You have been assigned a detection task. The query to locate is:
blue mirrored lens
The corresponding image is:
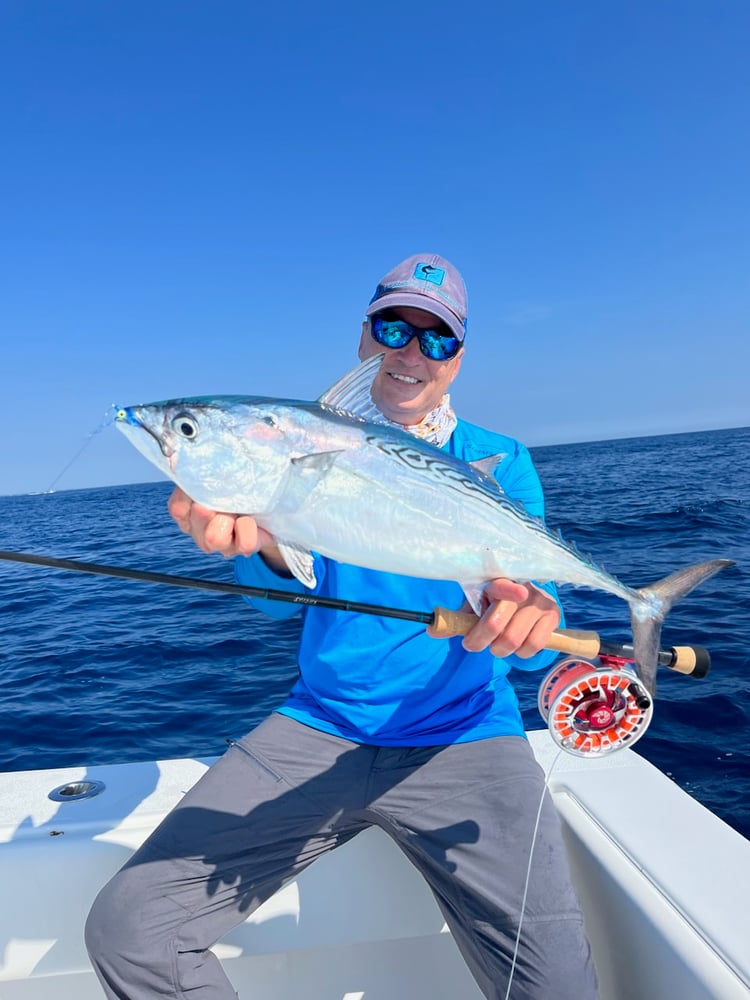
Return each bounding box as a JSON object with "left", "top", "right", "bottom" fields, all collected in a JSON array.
[{"left": 371, "top": 315, "right": 460, "bottom": 361}]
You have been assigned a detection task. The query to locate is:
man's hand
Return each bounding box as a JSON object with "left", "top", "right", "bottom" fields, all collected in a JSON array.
[
  {"left": 167, "top": 488, "right": 288, "bottom": 571},
  {"left": 460, "top": 578, "right": 560, "bottom": 658}
]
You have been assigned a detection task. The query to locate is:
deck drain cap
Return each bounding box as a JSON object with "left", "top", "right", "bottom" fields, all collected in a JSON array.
[{"left": 48, "top": 779, "right": 106, "bottom": 802}]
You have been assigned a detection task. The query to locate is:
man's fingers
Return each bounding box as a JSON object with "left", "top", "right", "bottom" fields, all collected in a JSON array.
[
  {"left": 462, "top": 599, "right": 514, "bottom": 652},
  {"left": 461, "top": 583, "right": 561, "bottom": 657},
  {"left": 166, "top": 486, "right": 269, "bottom": 560},
  {"left": 167, "top": 487, "right": 193, "bottom": 530},
  {"left": 234, "top": 515, "right": 263, "bottom": 556},
  {"left": 490, "top": 605, "right": 560, "bottom": 659},
  {"left": 482, "top": 579, "right": 529, "bottom": 605},
  {"left": 201, "top": 512, "right": 240, "bottom": 554}
]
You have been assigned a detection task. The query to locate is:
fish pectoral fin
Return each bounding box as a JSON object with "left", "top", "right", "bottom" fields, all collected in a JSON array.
[
  {"left": 292, "top": 450, "right": 345, "bottom": 473},
  {"left": 270, "top": 450, "right": 347, "bottom": 587},
  {"left": 469, "top": 453, "right": 507, "bottom": 479},
  {"left": 317, "top": 355, "right": 387, "bottom": 423},
  {"left": 277, "top": 541, "right": 317, "bottom": 589},
  {"left": 272, "top": 450, "right": 346, "bottom": 515}
]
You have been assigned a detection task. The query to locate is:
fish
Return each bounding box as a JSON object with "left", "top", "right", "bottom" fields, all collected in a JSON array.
[{"left": 115, "top": 354, "right": 732, "bottom": 694}]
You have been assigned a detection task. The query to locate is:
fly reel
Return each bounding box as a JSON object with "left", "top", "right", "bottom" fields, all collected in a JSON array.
[{"left": 538, "top": 655, "right": 653, "bottom": 756}]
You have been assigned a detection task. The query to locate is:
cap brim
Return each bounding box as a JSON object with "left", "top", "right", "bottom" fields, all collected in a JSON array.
[{"left": 366, "top": 292, "right": 465, "bottom": 342}]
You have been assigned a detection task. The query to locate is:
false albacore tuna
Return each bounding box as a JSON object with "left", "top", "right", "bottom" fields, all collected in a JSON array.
[{"left": 115, "top": 354, "right": 732, "bottom": 694}]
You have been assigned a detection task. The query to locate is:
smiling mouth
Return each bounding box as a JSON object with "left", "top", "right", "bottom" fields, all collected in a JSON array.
[{"left": 389, "top": 372, "right": 420, "bottom": 385}]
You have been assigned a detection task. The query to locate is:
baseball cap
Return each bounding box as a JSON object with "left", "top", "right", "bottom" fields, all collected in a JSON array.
[{"left": 365, "top": 253, "right": 468, "bottom": 341}]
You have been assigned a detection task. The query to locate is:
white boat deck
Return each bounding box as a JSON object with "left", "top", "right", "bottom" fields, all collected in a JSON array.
[{"left": 1, "top": 730, "right": 748, "bottom": 999}]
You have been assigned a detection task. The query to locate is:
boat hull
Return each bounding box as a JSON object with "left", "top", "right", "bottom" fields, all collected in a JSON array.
[{"left": 1, "top": 731, "right": 748, "bottom": 999}]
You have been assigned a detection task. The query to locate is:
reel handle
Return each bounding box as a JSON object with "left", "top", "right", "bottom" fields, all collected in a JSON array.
[{"left": 430, "top": 607, "right": 709, "bottom": 676}]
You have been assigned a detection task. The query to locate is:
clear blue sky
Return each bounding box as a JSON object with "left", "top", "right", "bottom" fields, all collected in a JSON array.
[{"left": 2, "top": 1, "right": 748, "bottom": 495}]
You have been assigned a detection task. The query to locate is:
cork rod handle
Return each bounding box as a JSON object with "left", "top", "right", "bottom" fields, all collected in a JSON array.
[{"left": 428, "top": 606, "right": 601, "bottom": 656}]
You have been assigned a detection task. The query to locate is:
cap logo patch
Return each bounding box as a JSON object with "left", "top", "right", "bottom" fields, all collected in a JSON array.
[{"left": 413, "top": 262, "right": 445, "bottom": 286}]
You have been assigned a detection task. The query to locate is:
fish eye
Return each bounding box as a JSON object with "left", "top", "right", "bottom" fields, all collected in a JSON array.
[{"left": 171, "top": 413, "right": 199, "bottom": 440}]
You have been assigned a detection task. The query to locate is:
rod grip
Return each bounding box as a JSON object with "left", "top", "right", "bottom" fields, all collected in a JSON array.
[
  {"left": 545, "top": 629, "right": 602, "bottom": 657},
  {"left": 429, "top": 607, "right": 601, "bottom": 656},
  {"left": 428, "top": 607, "right": 481, "bottom": 637}
]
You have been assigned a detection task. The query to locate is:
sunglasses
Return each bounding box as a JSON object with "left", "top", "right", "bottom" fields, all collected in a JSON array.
[{"left": 370, "top": 311, "right": 462, "bottom": 361}]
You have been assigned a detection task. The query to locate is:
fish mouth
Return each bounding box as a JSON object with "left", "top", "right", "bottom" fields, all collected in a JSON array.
[
  {"left": 115, "top": 406, "right": 176, "bottom": 460},
  {"left": 148, "top": 425, "right": 176, "bottom": 460}
]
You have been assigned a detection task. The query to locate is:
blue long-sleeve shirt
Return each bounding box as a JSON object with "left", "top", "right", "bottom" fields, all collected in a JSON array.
[{"left": 235, "top": 418, "right": 562, "bottom": 745}]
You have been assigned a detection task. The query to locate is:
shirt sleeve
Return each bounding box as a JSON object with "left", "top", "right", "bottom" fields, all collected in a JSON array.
[
  {"left": 234, "top": 553, "right": 305, "bottom": 620},
  {"left": 496, "top": 441, "right": 546, "bottom": 519},
  {"left": 497, "top": 442, "right": 566, "bottom": 673}
]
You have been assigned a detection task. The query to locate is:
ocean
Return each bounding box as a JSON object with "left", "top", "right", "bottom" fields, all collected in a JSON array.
[{"left": 1, "top": 426, "right": 748, "bottom": 840}]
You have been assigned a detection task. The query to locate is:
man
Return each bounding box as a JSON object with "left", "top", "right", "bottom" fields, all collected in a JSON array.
[{"left": 86, "top": 254, "right": 599, "bottom": 999}]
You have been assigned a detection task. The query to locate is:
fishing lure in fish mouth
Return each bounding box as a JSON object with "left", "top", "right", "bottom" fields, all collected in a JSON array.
[
  {"left": 115, "top": 406, "right": 138, "bottom": 426},
  {"left": 114, "top": 354, "right": 734, "bottom": 695}
]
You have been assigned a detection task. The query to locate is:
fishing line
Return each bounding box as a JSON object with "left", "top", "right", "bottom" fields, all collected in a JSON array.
[
  {"left": 504, "top": 747, "right": 565, "bottom": 1000},
  {"left": 40, "top": 407, "right": 116, "bottom": 493}
]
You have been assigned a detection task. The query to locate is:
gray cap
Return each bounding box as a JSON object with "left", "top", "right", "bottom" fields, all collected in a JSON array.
[{"left": 365, "top": 253, "right": 468, "bottom": 341}]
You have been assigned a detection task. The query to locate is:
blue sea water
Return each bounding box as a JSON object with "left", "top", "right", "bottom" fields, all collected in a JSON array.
[{"left": 1, "top": 427, "right": 748, "bottom": 840}]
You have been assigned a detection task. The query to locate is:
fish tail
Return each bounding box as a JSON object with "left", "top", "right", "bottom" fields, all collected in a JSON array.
[{"left": 628, "top": 558, "right": 734, "bottom": 694}]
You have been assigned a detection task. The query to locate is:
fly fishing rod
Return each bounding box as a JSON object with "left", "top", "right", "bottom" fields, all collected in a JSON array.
[{"left": 0, "top": 549, "right": 710, "bottom": 677}]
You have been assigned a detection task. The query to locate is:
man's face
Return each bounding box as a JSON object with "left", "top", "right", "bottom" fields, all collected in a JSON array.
[{"left": 357, "top": 306, "right": 464, "bottom": 426}]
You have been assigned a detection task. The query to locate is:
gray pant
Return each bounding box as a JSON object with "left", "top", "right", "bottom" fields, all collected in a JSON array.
[{"left": 85, "top": 713, "right": 598, "bottom": 999}]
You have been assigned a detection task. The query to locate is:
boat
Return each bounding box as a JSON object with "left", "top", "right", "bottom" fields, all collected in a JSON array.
[{"left": 2, "top": 728, "right": 748, "bottom": 999}]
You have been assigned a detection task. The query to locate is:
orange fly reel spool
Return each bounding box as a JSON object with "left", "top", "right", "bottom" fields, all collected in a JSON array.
[{"left": 538, "top": 656, "right": 653, "bottom": 756}]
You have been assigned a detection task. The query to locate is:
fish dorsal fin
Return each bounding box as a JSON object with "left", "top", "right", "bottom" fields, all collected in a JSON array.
[
  {"left": 318, "top": 354, "right": 387, "bottom": 422},
  {"left": 470, "top": 453, "right": 507, "bottom": 479},
  {"left": 277, "top": 540, "right": 317, "bottom": 589}
]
